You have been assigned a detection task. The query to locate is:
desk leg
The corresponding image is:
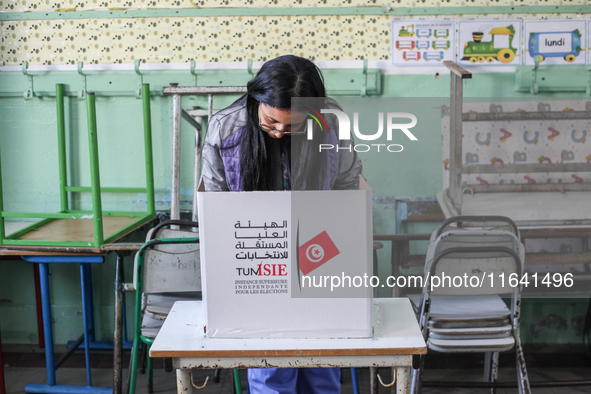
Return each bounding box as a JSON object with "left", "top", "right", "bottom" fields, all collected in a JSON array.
[
  {"left": 33, "top": 263, "right": 45, "bottom": 348},
  {"left": 113, "top": 254, "right": 123, "bottom": 394},
  {"left": 176, "top": 369, "right": 192, "bottom": 394},
  {"left": 369, "top": 367, "right": 378, "bottom": 394},
  {"left": 39, "top": 263, "right": 57, "bottom": 386},
  {"left": 390, "top": 367, "right": 396, "bottom": 394},
  {"left": 396, "top": 367, "right": 410, "bottom": 394},
  {"left": 0, "top": 325, "right": 6, "bottom": 394},
  {"left": 84, "top": 264, "right": 96, "bottom": 343},
  {"left": 80, "top": 264, "right": 93, "bottom": 387},
  {"left": 391, "top": 242, "right": 400, "bottom": 298}
]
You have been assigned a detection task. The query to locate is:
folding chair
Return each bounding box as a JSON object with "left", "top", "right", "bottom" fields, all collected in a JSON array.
[
  {"left": 127, "top": 220, "right": 201, "bottom": 394},
  {"left": 411, "top": 216, "right": 531, "bottom": 394}
]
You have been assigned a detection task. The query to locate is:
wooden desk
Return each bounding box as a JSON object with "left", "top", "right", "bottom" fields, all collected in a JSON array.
[
  {"left": 150, "top": 299, "right": 426, "bottom": 394},
  {"left": 0, "top": 219, "right": 151, "bottom": 394}
]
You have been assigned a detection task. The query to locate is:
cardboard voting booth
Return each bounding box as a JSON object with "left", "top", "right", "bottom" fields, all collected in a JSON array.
[{"left": 197, "top": 176, "right": 373, "bottom": 339}]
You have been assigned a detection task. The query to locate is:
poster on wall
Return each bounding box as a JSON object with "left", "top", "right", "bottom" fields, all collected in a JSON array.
[
  {"left": 391, "top": 20, "right": 455, "bottom": 66},
  {"left": 458, "top": 20, "right": 522, "bottom": 66},
  {"left": 524, "top": 20, "right": 587, "bottom": 66},
  {"left": 589, "top": 20, "right": 591, "bottom": 64}
]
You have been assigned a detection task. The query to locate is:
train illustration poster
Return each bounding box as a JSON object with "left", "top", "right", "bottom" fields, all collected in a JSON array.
[
  {"left": 458, "top": 20, "right": 522, "bottom": 66},
  {"left": 524, "top": 20, "right": 587, "bottom": 66},
  {"left": 391, "top": 20, "right": 455, "bottom": 66}
]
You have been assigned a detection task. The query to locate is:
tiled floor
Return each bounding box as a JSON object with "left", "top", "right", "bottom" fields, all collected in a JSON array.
[{"left": 3, "top": 345, "right": 591, "bottom": 393}]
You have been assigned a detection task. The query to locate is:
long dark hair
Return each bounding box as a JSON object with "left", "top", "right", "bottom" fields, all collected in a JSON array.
[{"left": 235, "top": 55, "right": 327, "bottom": 191}]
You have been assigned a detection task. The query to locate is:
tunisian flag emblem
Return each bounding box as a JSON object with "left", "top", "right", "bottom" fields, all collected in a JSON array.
[{"left": 298, "top": 231, "right": 340, "bottom": 275}]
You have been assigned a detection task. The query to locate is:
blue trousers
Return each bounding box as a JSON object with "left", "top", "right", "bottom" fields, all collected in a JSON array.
[{"left": 248, "top": 368, "right": 341, "bottom": 394}]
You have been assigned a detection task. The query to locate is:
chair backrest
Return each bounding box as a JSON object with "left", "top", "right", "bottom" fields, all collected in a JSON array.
[
  {"left": 134, "top": 225, "right": 201, "bottom": 294},
  {"left": 424, "top": 229, "right": 524, "bottom": 297},
  {"left": 432, "top": 216, "right": 520, "bottom": 242}
]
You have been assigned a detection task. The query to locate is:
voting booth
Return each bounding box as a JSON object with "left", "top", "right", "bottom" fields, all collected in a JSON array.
[{"left": 197, "top": 177, "right": 374, "bottom": 339}]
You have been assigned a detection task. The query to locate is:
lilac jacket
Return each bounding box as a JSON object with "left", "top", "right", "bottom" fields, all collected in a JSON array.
[{"left": 201, "top": 101, "right": 362, "bottom": 192}]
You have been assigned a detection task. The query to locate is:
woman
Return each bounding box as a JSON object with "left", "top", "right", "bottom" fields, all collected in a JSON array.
[{"left": 201, "top": 55, "right": 362, "bottom": 393}]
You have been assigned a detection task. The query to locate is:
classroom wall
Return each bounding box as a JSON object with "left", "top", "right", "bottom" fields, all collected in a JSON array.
[{"left": 1, "top": 1, "right": 590, "bottom": 346}]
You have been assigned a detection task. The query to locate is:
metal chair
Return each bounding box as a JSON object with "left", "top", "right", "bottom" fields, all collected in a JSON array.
[
  {"left": 411, "top": 216, "right": 531, "bottom": 394},
  {"left": 127, "top": 220, "right": 201, "bottom": 394}
]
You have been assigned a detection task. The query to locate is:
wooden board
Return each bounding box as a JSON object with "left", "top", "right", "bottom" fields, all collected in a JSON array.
[
  {"left": 18, "top": 216, "right": 139, "bottom": 242},
  {"left": 403, "top": 200, "right": 445, "bottom": 223},
  {"left": 1, "top": 217, "right": 154, "bottom": 254},
  {"left": 100, "top": 242, "right": 144, "bottom": 251},
  {"left": 520, "top": 227, "right": 591, "bottom": 239},
  {"left": 1, "top": 223, "right": 96, "bottom": 256},
  {"left": 150, "top": 298, "right": 427, "bottom": 358},
  {"left": 374, "top": 234, "right": 431, "bottom": 242}
]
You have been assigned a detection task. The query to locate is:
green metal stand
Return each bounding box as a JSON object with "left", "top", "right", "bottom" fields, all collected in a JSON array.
[{"left": 0, "top": 83, "right": 156, "bottom": 248}]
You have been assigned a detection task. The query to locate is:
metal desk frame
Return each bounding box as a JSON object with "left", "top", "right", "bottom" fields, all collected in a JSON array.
[
  {"left": 161, "top": 85, "right": 247, "bottom": 225},
  {"left": 1, "top": 221, "right": 153, "bottom": 394},
  {"left": 150, "top": 299, "right": 426, "bottom": 394},
  {"left": 20, "top": 255, "right": 113, "bottom": 394},
  {"left": 442, "top": 60, "right": 591, "bottom": 226}
]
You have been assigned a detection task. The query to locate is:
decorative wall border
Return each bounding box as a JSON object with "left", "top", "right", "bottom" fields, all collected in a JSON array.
[{"left": 1, "top": 6, "right": 591, "bottom": 21}]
